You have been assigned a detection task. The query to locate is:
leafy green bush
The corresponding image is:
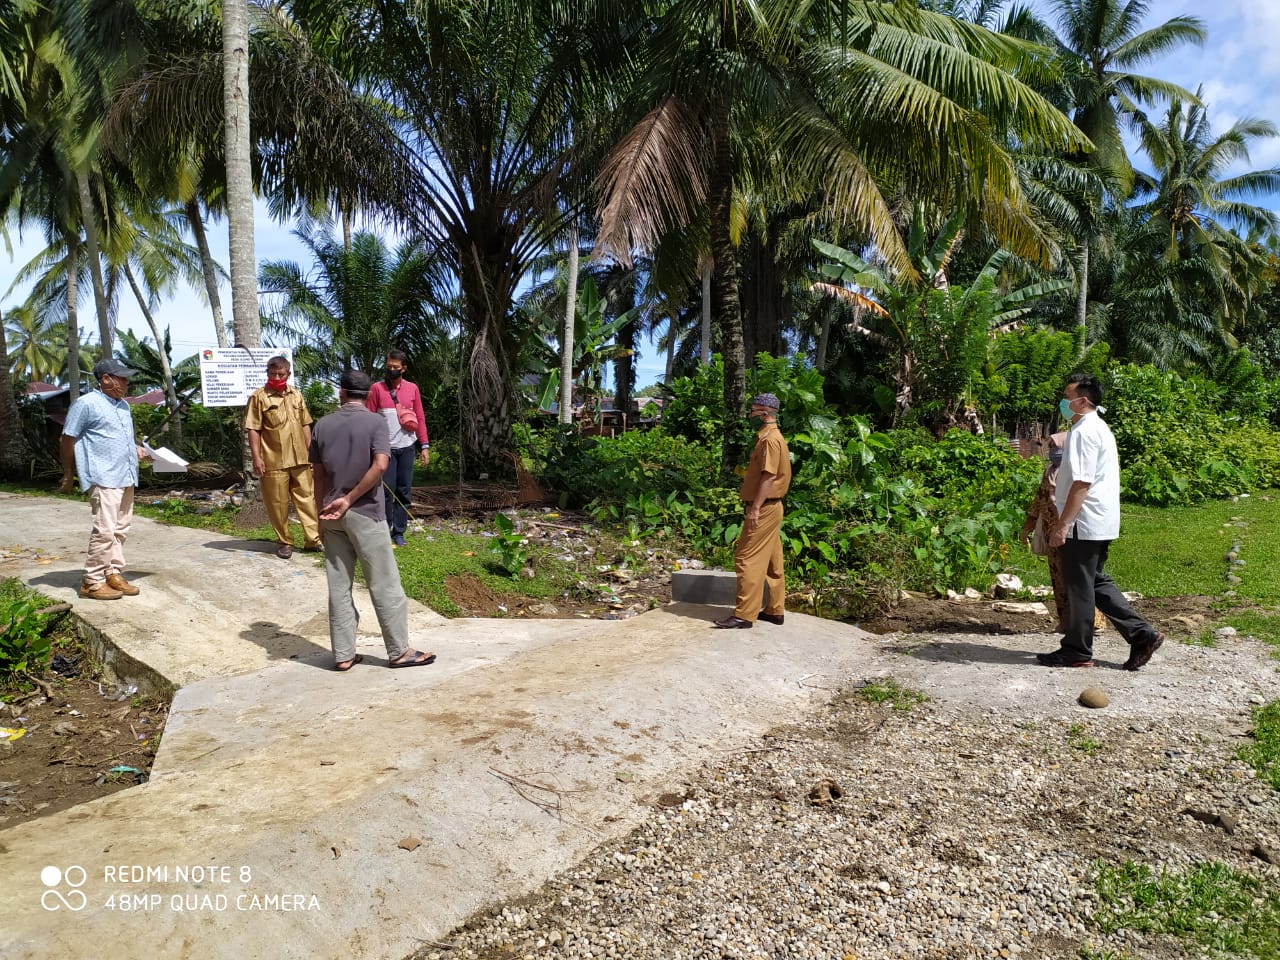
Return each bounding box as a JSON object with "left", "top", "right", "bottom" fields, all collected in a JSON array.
[
  {"left": 893, "top": 429, "right": 1041, "bottom": 514},
  {"left": 974, "top": 327, "right": 1109, "bottom": 430},
  {"left": 1106, "top": 364, "right": 1280, "bottom": 505},
  {"left": 528, "top": 424, "right": 720, "bottom": 508},
  {"left": 661, "top": 357, "right": 727, "bottom": 446},
  {"left": 0, "top": 580, "right": 56, "bottom": 684},
  {"left": 130, "top": 402, "right": 243, "bottom": 467}
]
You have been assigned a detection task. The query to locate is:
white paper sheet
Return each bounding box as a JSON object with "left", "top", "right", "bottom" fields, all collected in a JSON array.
[{"left": 143, "top": 443, "right": 189, "bottom": 473}]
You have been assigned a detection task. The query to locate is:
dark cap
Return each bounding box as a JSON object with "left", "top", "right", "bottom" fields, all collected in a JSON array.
[
  {"left": 749, "top": 392, "right": 781, "bottom": 411},
  {"left": 340, "top": 369, "right": 372, "bottom": 395},
  {"left": 93, "top": 358, "right": 139, "bottom": 380}
]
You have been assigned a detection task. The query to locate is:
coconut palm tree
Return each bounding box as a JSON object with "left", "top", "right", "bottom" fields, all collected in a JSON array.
[
  {"left": 595, "top": 0, "right": 1088, "bottom": 468},
  {"left": 4, "top": 302, "right": 62, "bottom": 382},
  {"left": 1094, "top": 94, "right": 1280, "bottom": 364},
  {"left": 1043, "top": 0, "right": 1206, "bottom": 189},
  {"left": 1038, "top": 0, "right": 1206, "bottom": 326},
  {"left": 1134, "top": 93, "right": 1280, "bottom": 261},
  {"left": 222, "top": 0, "right": 257, "bottom": 348}
]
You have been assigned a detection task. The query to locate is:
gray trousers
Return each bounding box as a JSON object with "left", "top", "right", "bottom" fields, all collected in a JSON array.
[
  {"left": 321, "top": 509, "right": 409, "bottom": 663},
  {"left": 1059, "top": 535, "right": 1159, "bottom": 660}
]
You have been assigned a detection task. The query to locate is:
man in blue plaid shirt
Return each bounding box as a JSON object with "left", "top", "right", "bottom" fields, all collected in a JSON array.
[{"left": 59, "top": 359, "right": 152, "bottom": 600}]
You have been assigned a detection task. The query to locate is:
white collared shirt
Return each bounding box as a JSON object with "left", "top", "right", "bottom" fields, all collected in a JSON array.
[{"left": 1054, "top": 410, "right": 1121, "bottom": 541}]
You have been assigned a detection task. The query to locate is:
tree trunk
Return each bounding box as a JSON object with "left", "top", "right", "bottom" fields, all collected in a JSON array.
[
  {"left": 185, "top": 198, "right": 227, "bottom": 348},
  {"left": 75, "top": 168, "right": 113, "bottom": 354},
  {"left": 125, "top": 263, "right": 181, "bottom": 447},
  {"left": 0, "top": 308, "right": 33, "bottom": 478},
  {"left": 1075, "top": 242, "right": 1089, "bottom": 330},
  {"left": 66, "top": 234, "right": 81, "bottom": 396},
  {"left": 699, "top": 260, "right": 711, "bottom": 365},
  {"left": 559, "top": 226, "right": 578, "bottom": 425},
  {"left": 612, "top": 278, "right": 638, "bottom": 421},
  {"left": 223, "top": 0, "right": 259, "bottom": 350},
  {"left": 223, "top": 0, "right": 263, "bottom": 525},
  {"left": 664, "top": 317, "right": 676, "bottom": 386},
  {"left": 741, "top": 228, "right": 785, "bottom": 365},
  {"left": 708, "top": 98, "right": 746, "bottom": 472},
  {"left": 465, "top": 325, "right": 513, "bottom": 475},
  {"left": 816, "top": 306, "right": 831, "bottom": 372}
]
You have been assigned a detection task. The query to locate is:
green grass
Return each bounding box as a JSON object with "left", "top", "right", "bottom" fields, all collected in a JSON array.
[
  {"left": 1078, "top": 947, "right": 1130, "bottom": 960},
  {"left": 1239, "top": 700, "right": 1280, "bottom": 791},
  {"left": 1093, "top": 859, "right": 1280, "bottom": 959},
  {"left": 857, "top": 678, "right": 927, "bottom": 712},
  {"left": 1109, "top": 495, "right": 1280, "bottom": 602},
  {"left": 391, "top": 529, "right": 580, "bottom": 616},
  {"left": 1067, "top": 722, "right": 1104, "bottom": 756},
  {"left": 1216, "top": 610, "right": 1280, "bottom": 655},
  {"left": 133, "top": 496, "right": 249, "bottom": 534},
  {"left": 1005, "top": 492, "right": 1280, "bottom": 603}
]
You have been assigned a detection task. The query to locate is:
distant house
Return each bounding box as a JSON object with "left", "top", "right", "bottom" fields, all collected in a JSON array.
[
  {"left": 23, "top": 382, "right": 165, "bottom": 427},
  {"left": 127, "top": 389, "right": 167, "bottom": 407},
  {"left": 22, "top": 382, "right": 72, "bottom": 427}
]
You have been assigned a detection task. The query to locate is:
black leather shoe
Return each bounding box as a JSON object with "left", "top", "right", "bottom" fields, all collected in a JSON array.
[
  {"left": 713, "top": 615, "right": 753, "bottom": 629},
  {"left": 1036, "top": 650, "right": 1094, "bottom": 668},
  {"left": 758, "top": 611, "right": 785, "bottom": 625}
]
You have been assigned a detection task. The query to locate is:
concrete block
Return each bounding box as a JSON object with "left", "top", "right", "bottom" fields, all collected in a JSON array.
[{"left": 671, "top": 568, "right": 770, "bottom": 608}]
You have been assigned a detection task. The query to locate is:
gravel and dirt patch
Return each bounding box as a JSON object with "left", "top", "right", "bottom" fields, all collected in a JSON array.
[
  {"left": 416, "top": 620, "right": 1280, "bottom": 960},
  {"left": 0, "top": 641, "right": 169, "bottom": 829}
]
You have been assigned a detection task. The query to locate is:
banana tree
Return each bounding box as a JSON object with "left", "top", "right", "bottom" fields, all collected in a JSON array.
[
  {"left": 528, "top": 276, "right": 636, "bottom": 419},
  {"left": 812, "top": 233, "right": 1068, "bottom": 427}
]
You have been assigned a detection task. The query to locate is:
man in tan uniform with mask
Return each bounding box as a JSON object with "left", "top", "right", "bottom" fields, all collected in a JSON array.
[{"left": 714, "top": 393, "right": 791, "bottom": 629}]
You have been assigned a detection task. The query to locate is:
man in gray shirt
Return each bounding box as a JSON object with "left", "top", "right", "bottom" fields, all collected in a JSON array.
[{"left": 309, "top": 370, "right": 435, "bottom": 671}]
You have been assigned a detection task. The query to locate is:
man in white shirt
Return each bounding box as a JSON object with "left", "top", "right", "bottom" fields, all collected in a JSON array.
[{"left": 1044, "top": 374, "right": 1165, "bottom": 670}]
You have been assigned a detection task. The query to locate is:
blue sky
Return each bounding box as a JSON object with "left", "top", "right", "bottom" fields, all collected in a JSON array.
[{"left": 4, "top": 0, "right": 1277, "bottom": 392}]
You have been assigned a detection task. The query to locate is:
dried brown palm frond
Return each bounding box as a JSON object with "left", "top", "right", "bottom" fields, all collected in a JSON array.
[
  {"left": 593, "top": 96, "right": 711, "bottom": 267},
  {"left": 810, "top": 281, "right": 890, "bottom": 319}
]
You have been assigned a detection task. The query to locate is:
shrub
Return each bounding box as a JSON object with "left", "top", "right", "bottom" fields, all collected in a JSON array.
[
  {"left": 0, "top": 580, "right": 56, "bottom": 684},
  {"left": 1106, "top": 364, "right": 1280, "bottom": 505},
  {"left": 661, "top": 357, "right": 727, "bottom": 446}
]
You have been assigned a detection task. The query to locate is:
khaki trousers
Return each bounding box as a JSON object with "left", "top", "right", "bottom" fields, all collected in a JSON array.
[
  {"left": 261, "top": 464, "right": 321, "bottom": 547},
  {"left": 321, "top": 509, "right": 409, "bottom": 663},
  {"left": 85, "top": 486, "right": 134, "bottom": 584},
  {"left": 733, "top": 501, "right": 785, "bottom": 621}
]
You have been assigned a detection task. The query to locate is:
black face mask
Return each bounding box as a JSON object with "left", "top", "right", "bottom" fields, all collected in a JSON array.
[{"left": 385, "top": 369, "right": 403, "bottom": 382}]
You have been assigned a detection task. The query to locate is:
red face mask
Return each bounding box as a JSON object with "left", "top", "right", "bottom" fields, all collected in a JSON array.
[{"left": 266, "top": 377, "right": 289, "bottom": 392}]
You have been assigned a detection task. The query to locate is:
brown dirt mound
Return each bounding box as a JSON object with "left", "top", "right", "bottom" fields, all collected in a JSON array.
[{"left": 860, "top": 593, "right": 1220, "bottom": 637}]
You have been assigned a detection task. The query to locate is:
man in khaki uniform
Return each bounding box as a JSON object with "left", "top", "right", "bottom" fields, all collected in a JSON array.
[
  {"left": 245, "top": 356, "right": 322, "bottom": 559},
  {"left": 714, "top": 392, "right": 792, "bottom": 629}
]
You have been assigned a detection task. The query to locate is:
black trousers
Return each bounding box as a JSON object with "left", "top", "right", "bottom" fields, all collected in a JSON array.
[{"left": 1059, "top": 534, "right": 1159, "bottom": 660}]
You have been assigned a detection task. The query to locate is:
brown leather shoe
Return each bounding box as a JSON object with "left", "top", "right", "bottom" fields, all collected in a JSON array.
[
  {"left": 713, "top": 615, "right": 753, "bottom": 629},
  {"left": 758, "top": 611, "right": 785, "bottom": 625},
  {"left": 80, "top": 580, "right": 123, "bottom": 600},
  {"left": 276, "top": 544, "right": 293, "bottom": 559},
  {"left": 1123, "top": 632, "right": 1165, "bottom": 672},
  {"left": 106, "top": 573, "right": 140, "bottom": 596}
]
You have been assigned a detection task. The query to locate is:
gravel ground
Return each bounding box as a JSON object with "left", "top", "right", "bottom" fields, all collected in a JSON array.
[{"left": 416, "top": 631, "right": 1280, "bottom": 960}]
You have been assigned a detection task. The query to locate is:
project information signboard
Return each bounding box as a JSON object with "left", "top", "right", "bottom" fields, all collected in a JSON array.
[{"left": 198, "top": 347, "right": 294, "bottom": 407}]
